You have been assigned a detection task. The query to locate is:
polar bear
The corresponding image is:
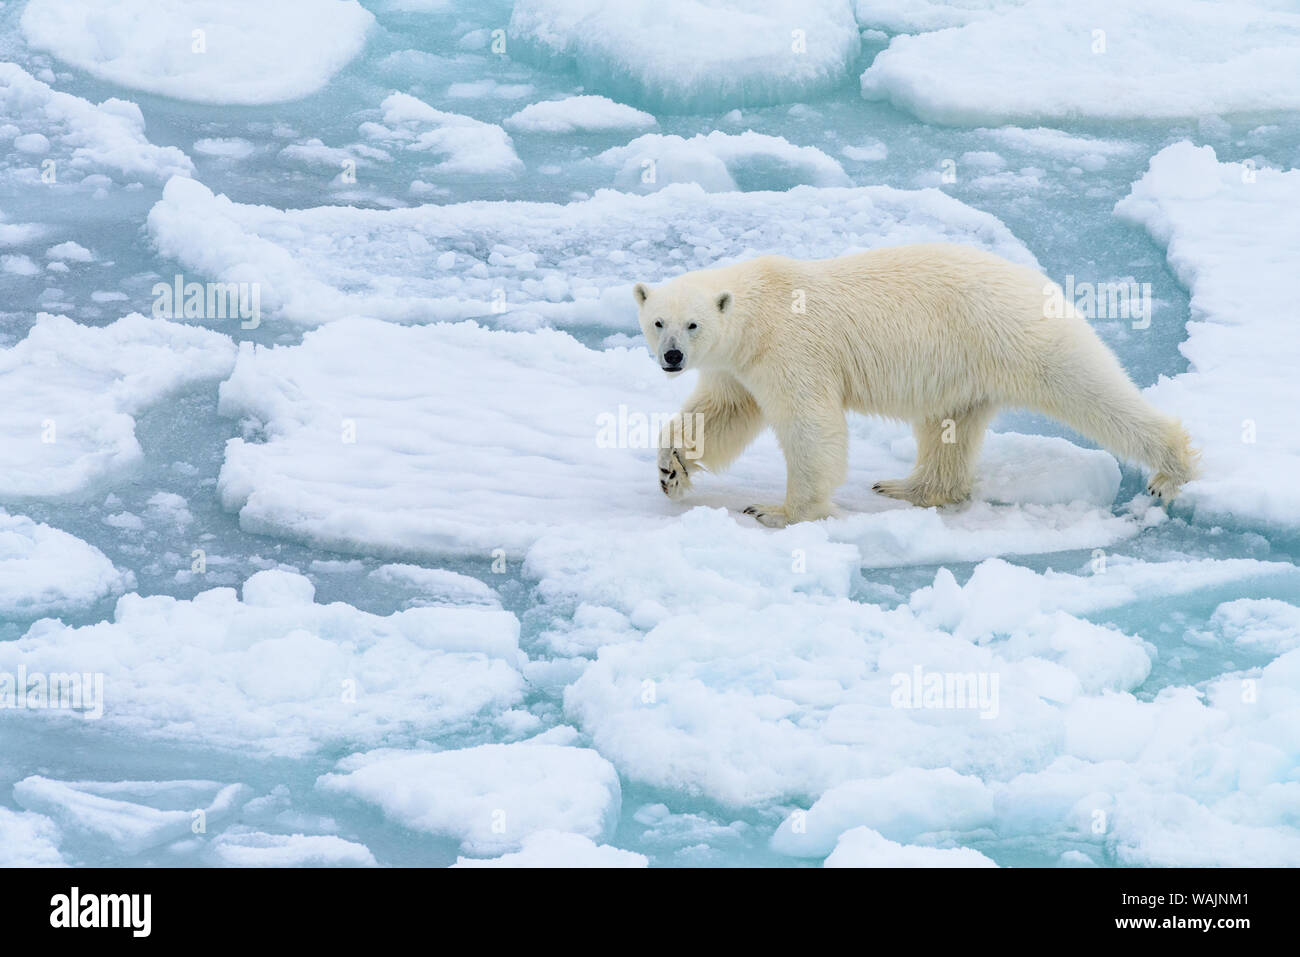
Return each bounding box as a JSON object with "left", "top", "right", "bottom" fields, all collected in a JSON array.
[{"left": 633, "top": 243, "right": 1199, "bottom": 527}]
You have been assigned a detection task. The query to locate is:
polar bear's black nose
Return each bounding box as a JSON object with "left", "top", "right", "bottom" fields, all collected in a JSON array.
[{"left": 664, "top": 349, "right": 683, "bottom": 366}]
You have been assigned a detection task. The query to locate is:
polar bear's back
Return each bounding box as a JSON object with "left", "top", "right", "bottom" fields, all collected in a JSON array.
[{"left": 764, "top": 243, "right": 1082, "bottom": 417}]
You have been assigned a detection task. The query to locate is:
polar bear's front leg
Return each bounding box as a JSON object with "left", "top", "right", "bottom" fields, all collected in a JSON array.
[
  {"left": 657, "top": 373, "right": 764, "bottom": 501},
  {"left": 746, "top": 403, "right": 846, "bottom": 527}
]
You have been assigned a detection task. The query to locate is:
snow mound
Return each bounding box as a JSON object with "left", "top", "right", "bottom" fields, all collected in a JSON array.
[
  {"left": 0, "top": 314, "right": 237, "bottom": 501},
  {"left": 593, "top": 130, "right": 851, "bottom": 192},
  {"left": 0, "top": 510, "right": 135, "bottom": 617},
  {"left": 216, "top": 318, "right": 1137, "bottom": 562},
  {"left": 860, "top": 0, "right": 1300, "bottom": 124},
  {"left": 146, "top": 175, "right": 1036, "bottom": 329},
  {"left": 503, "top": 96, "right": 656, "bottom": 134},
  {"left": 318, "top": 743, "right": 622, "bottom": 854},
  {"left": 1115, "top": 142, "right": 1300, "bottom": 529},
  {"left": 0, "top": 571, "right": 526, "bottom": 757},
  {"left": 0, "top": 63, "right": 193, "bottom": 186},
  {"left": 452, "top": 830, "right": 648, "bottom": 867},
  {"left": 21, "top": 0, "right": 375, "bottom": 105},
  {"left": 508, "top": 0, "right": 861, "bottom": 112}
]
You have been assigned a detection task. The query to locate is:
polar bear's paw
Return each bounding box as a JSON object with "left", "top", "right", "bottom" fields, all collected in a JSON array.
[
  {"left": 873, "top": 479, "right": 967, "bottom": 508},
  {"left": 743, "top": 504, "right": 788, "bottom": 528},
  {"left": 658, "top": 447, "right": 693, "bottom": 500},
  {"left": 1146, "top": 472, "right": 1183, "bottom": 501}
]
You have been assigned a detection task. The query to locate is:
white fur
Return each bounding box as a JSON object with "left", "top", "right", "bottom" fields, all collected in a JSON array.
[{"left": 635, "top": 243, "right": 1199, "bottom": 527}]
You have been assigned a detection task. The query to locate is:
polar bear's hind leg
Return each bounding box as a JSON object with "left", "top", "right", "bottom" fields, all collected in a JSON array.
[
  {"left": 874, "top": 401, "right": 998, "bottom": 507},
  {"left": 1028, "top": 321, "right": 1200, "bottom": 501}
]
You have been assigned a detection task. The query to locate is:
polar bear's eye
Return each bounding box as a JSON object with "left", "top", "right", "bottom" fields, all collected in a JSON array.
[
  {"left": 654, "top": 320, "right": 663, "bottom": 328},
  {"left": 688, "top": 323, "right": 698, "bottom": 330}
]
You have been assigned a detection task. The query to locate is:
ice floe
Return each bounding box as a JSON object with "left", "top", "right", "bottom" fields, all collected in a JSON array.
[
  {"left": 824, "top": 826, "right": 997, "bottom": 866},
  {"left": 146, "top": 175, "right": 1035, "bottom": 328},
  {"left": 503, "top": 95, "right": 657, "bottom": 135},
  {"left": 317, "top": 742, "right": 622, "bottom": 854},
  {"left": 0, "top": 509, "right": 134, "bottom": 617},
  {"left": 0, "top": 63, "right": 193, "bottom": 187},
  {"left": 508, "top": 0, "right": 861, "bottom": 111},
  {"left": 215, "top": 318, "right": 1146, "bottom": 563},
  {"left": 593, "top": 130, "right": 851, "bottom": 192},
  {"left": 359, "top": 92, "right": 522, "bottom": 177},
  {"left": 20, "top": 0, "right": 375, "bottom": 105},
  {"left": 13, "top": 777, "right": 246, "bottom": 856},
  {"left": 210, "top": 829, "right": 378, "bottom": 867},
  {"left": 1115, "top": 143, "right": 1300, "bottom": 529},
  {"left": 0, "top": 313, "right": 236, "bottom": 501},
  {"left": 861, "top": 0, "right": 1300, "bottom": 124},
  {"left": 452, "top": 829, "right": 647, "bottom": 867},
  {"left": 0, "top": 570, "right": 526, "bottom": 756}
]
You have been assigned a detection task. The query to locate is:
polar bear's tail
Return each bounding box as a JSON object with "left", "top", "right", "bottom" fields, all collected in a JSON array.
[{"left": 1026, "top": 317, "right": 1201, "bottom": 500}]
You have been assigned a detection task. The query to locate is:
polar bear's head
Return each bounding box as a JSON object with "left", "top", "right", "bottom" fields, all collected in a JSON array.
[{"left": 632, "top": 278, "right": 734, "bottom": 376}]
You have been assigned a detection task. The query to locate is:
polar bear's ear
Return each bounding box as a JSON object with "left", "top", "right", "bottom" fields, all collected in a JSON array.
[
  {"left": 633, "top": 282, "right": 650, "bottom": 306},
  {"left": 715, "top": 291, "right": 732, "bottom": 313}
]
